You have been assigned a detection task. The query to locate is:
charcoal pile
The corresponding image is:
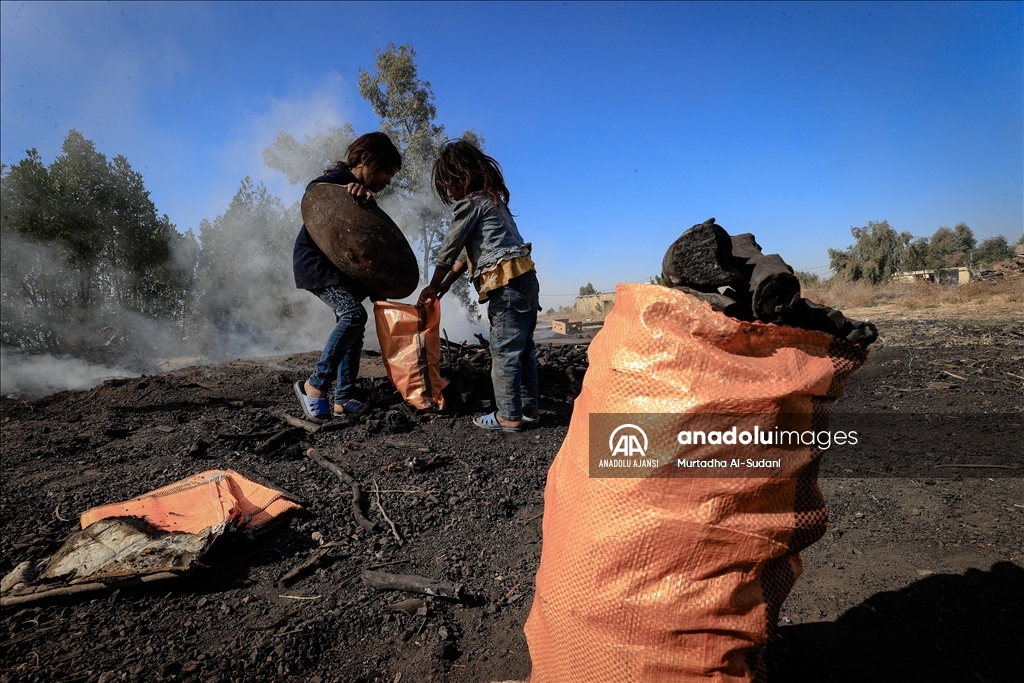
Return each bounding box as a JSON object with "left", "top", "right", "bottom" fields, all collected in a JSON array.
[
  {"left": 975, "top": 249, "right": 1024, "bottom": 282},
  {"left": 535, "top": 344, "right": 589, "bottom": 400},
  {"left": 438, "top": 338, "right": 591, "bottom": 412},
  {"left": 662, "top": 218, "right": 878, "bottom": 347}
]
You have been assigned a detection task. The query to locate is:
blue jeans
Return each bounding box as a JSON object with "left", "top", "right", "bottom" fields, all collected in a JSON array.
[
  {"left": 487, "top": 271, "right": 540, "bottom": 421},
  {"left": 308, "top": 285, "right": 367, "bottom": 404}
]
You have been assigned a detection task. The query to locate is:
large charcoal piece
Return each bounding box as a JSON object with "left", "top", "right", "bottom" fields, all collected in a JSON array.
[
  {"left": 661, "top": 220, "right": 876, "bottom": 347},
  {"left": 787, "top": 299, "right": 878, "bottom": 347},
  {"left": 729, "top": 233, "right": 801, "bottom": 323},
  {"left": 662, "top": 218, "right": 742, "bottom": 291}
]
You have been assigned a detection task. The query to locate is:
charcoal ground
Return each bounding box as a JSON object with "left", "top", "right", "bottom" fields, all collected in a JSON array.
[{"left": 2, "top": 316, "right": 1022, "bottom": 683}]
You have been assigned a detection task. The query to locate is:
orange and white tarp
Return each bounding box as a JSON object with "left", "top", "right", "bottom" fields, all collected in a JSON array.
[
  {"left": 80, "top": 469, "right": 301, "bottom": 535},
  {"left": 524, "top": 283, "right": 867, "bottom": 683}
]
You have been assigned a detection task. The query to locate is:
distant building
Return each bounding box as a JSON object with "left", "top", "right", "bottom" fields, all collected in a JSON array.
[
  {"left": 574, "top": 292, "right": 617, "bottom": 318},
  {"left": 892, "top": 267, "right": 971, "bottom": 285}
]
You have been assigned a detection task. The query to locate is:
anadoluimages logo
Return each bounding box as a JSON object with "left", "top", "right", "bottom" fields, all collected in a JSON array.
[{"left": 608, "top": 424, "right": 648, "bottom": 458}]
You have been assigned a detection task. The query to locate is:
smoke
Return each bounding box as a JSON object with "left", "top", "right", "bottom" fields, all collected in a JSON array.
[
  {"left": 0, "top": 346, "right": 136, "bottom": 399},
  {"left": 1, "top": 80, "right": 492, "bottom": 399}
]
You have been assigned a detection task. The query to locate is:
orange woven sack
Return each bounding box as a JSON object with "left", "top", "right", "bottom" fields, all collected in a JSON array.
[
  {"left": 373, "top": 300, "right": 447, "bottom": 411},
  {"left": 524, "top": 283, "right": 867, "bottom": 683}
]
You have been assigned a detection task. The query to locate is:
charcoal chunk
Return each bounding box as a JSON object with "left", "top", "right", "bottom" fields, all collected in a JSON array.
[{"left": 662, "top": 218, "right": 743, "bottom": 291}]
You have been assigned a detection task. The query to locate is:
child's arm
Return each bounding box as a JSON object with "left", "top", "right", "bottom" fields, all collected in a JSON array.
[{"left": 417, "top": 259, "right": 467, "bottom": 306}]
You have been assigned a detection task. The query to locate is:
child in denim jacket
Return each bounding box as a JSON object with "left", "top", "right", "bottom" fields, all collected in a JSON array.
[{"left": 417, "top": 140, "right": 540, "bottom": 432}]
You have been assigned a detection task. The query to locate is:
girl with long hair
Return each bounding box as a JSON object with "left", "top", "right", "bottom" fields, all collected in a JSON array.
[{"left": 418, "top": 139, "right": 540, "bottom": 432}]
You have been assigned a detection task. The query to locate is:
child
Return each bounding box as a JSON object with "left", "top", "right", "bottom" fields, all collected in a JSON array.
[
  {"left": 417, "top": 139, "right": 540, "bottom": 432},
  {"left": 293, "top": 132, "right": 401, "bottom": 420}
]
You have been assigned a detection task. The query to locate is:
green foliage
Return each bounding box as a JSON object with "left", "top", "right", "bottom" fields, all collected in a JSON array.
[
  {"left": 828, "top": 220, "right": 912, "bottom": 284},
  {"left": 647, "top": 275, "right": 665, "bottom": 286},
  {"left": 579, "top": 283, "right": 598, "bottom": 296},
  {"left": 928, "top": 223, "right": 975, "bottom": 268},
  {"left": 828, "top": 219, "right": 1020, "bottom": 279},
  {"left": 358, "top": 44, "right": 445, "bottom": 196},
  {"left": 973, "top": 235, "right": 1014, "bottom": 267},
  {"left": 262, "top": 124, "right": 357, "bottom": 185},
  {"left": 358, "top": 43, "right": 451, "bottom": 282},
  {"left": 360, "top": 43, "right": 488, "bottom": 319},
  {"left": 1, "top": 131, "right": 193, "bottom": 363},
  {"left": 902, "top": 237, "right": 931, "bottom": 271},
  {"left": 795, "top": 271, "right": 820, "bottom": 287}
]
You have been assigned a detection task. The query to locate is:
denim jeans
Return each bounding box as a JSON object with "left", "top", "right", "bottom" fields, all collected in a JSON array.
[
  {"left": 487, "top": 270, "right": 540, "bottom": 421},
  {"left": 308, "top": 285, "right": 367, "bottom": 404}
]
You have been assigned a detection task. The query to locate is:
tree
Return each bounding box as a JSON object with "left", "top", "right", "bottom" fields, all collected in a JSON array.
[
  {"left": 902, "top": 237, "right": 931, "bottom": 271},
  {"left": 1, "top": 131, "right": 193, "bottom": 364},
  {"left": 579, "top": 283, "right": 598, "bottom": 296},
  {"left": 190, "top": 178, "right": 310, "bottom": 358},
  {"left": 828, "top": 220, "right": 912, "bottom": 284},
  {"left": 973, "top": 235, "right": 1014, "bottom": 267},
  {"left": 262, "top": 124, "right": 357, "bottom": 186},
  {"left": 358, "top": 43, "right": 450, "bottom": 283},
  {"left": 795, "top": 271, "right": 820, "bottom": 287},
  {"left": 928, "top": 223, "right": 975, "bottom": 268}
]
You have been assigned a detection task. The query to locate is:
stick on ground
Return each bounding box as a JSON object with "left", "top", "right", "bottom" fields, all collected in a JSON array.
[
  {"left": 305, "top": 448, "right": 375, "bottom": 533},
  {"left": 372, "top": 479, "right": 402, "bottom": 545}
]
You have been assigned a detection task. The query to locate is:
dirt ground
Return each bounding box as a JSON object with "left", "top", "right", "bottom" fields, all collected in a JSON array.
[{"left": 1, "top": 311, "right": 1022, "bottom": 683}]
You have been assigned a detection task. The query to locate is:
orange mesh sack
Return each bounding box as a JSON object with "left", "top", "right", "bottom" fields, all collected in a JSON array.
[
  {"left": 373, "top": 300, "right": 447, "bottom": 411},
  {"left": 524, "top": 283, "right": 867, "bottom": 683}
]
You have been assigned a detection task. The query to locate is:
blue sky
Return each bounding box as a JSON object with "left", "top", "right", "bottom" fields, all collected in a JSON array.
[{"left": 2, "top": 1, "right": 1021, "bottom": 307}]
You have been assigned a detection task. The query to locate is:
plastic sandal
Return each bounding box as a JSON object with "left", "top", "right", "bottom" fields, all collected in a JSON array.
[
  {"left": 522, "top": 414, "right": 541, "bottom": 425},
  {"left": 294, "top": 381, "right": 329, "bottom": 420},
  {"left": 335, "top": 398, "right": 368, "bottom": 416},
  {"left": 473, "top": 411, "right": 522, "bottom": 433}
]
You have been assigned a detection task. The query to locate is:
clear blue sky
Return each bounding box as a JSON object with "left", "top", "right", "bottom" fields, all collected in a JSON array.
[{"left": 2, "top": 1, "right": 1021, "bottom": 306}]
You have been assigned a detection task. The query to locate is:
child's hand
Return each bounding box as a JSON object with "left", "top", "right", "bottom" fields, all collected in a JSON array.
[
  {"left": 417, "top": 285, "right": 442, "bottom": 307},
  {"left": 345, "top": 183, "right": 375, "bottom": 205}
]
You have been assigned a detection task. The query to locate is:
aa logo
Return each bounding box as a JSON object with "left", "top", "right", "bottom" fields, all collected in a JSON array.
[{"left": 608, "top": 424, "right": 648, "bottom": 458}]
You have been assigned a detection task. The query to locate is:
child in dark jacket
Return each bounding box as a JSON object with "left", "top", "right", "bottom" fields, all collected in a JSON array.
[
  {"left": 417, "top": 140, "right": 540, "bottom": 432},
  {"left": 293, "top": 132, "right": 401, "bottom": 420}
]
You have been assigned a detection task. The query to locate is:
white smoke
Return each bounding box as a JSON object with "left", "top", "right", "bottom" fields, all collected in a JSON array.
[{"left": 0, "top": 346, "right": 136, "bottom": 399}]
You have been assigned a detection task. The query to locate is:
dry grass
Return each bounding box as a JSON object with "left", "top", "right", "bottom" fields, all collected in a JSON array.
[{"left": 804, "top": 276, "right": 1023, "bottom": 320}]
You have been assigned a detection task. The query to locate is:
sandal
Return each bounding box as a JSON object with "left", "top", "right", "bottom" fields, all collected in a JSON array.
[
  {"left": 473, "top": 412, "right": 522, "bottom": 433},
  {"left": 522, "top": 414, "right": 541, "bottom": 425},
  {"left": 335, "top": 398, "right": 368, "bottom": 416},
  {"left": 294, "top": 381, "right": 329, "bottom": 421}
]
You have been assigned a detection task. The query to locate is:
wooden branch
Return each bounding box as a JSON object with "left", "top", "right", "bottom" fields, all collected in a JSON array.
[
  {"left": 270, "top": 410, "right": 322, "bottom": 433},
  {"left": 256, "top": 428, "right": 301, "bottom": 454},
  {"left": 371, "top": 480, "right": 402, "bottom": 545},
  {"left": 360, "top": 570, "right": 464, "bottom": 600},
  {"left": 305, "top": 448, "right": 375, "bottom": 533},
  {"left": 278, "top": 540, "right": 348, "bottom": 586},
  {"left": 216, "top": 432, "right": 283, "bottom": 440},
  {"left": 933, "top": 463, "right": 1017, "bottom": 470},
  {"left": 1, "top": 572, "right": 179, "bottom": 608}
]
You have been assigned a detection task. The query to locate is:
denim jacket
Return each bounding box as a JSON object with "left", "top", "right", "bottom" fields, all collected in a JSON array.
[{"left": 435, "top": 192, "right": 531, "bottom": 280}]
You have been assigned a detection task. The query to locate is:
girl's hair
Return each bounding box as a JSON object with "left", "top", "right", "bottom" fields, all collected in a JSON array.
[
  {"left": 326, "top": 132, "right": 402, "bottom": 175},
  {"left": 432, "top": 139, "right": 510, "bottom": 208}
]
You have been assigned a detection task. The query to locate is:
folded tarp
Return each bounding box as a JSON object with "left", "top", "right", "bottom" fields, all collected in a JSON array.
[
  {"left": 79, "top": 469, "right": 302, "bottom": 534},
  {"left": 2, "top": 470, "right": 301, "bottom": 607}
]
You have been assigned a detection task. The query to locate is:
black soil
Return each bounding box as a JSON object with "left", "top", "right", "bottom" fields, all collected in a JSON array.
[{"left": 2, "top": 317, "right": 1022, "bottom": 683}]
